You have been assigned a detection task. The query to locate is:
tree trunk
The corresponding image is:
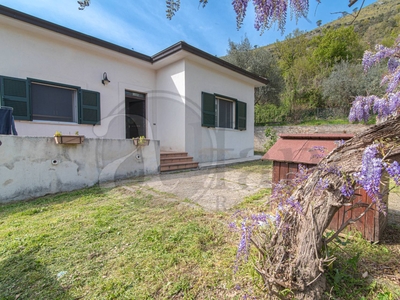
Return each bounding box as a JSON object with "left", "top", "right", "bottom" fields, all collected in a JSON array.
[{"left": 262, "top": 115, "right": 400, "bottom": 299}]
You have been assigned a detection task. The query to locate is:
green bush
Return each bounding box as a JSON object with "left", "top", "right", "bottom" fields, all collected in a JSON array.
[
  {"left": 263, "top": 126, "right": 278, "bottom": 152},
  {"left": 254, "top": 104, "right": 287, "bottom": 125}
]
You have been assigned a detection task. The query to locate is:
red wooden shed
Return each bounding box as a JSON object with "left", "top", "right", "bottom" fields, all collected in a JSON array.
[{"left": 262, "top": 134, "right": 388, "bottom": 242}]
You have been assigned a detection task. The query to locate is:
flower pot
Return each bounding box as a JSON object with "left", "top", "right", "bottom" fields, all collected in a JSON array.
[
  {"left": 133, "top": 138, "right": 150, "bottom": 146},
  {"left": 54, "top": 135, "right": 85, "bottom": 144}
]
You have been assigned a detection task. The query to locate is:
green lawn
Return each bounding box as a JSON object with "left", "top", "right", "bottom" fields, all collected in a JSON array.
[
  {"left": 0, "top": 161, "right": 399, "bottom": 299},
  {"left": 0, "top": 185, "right": 261, "bottom": 299}
]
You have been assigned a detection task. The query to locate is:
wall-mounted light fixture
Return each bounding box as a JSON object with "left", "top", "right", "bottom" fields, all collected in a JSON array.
[{"left": 102, "top": 72, "right": 110, "bottom": 85}]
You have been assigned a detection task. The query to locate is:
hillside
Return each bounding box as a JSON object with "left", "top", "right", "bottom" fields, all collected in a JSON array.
[
  {"left": 262, "top": 0, "right": 400, "bottom": 51},
  {"left": 318, "top": 0, "right": 400, "bottom": 46}
]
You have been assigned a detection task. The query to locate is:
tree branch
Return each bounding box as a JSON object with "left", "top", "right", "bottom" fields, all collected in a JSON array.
[{"left": 325, "top": 201, "right": 374, "bottom": 244}]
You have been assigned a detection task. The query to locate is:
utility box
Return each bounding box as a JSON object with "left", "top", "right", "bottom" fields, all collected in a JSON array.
[{"left": 262, "top": 134, "right": 388, "bottom": 242}]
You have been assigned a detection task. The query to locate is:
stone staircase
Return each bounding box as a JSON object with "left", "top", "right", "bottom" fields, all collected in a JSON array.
[{"left": 160, "top": 151, "right": 199, "bottom": 172}]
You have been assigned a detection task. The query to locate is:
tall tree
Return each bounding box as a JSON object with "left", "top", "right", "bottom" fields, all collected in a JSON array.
[
  {"left": 274, "top": 29, "right": 321, "bottom": 113},
  {"left": 311, "top": 26, "right": 364, "bottom": 67},
  {"left": 223, "top": 36, "right": 284, "bottom": 105},
  {"left": 322, "top": 60, "right": 386, "bottom": 109}
]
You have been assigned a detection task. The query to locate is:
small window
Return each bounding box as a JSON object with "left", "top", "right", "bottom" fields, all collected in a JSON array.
[
  {"left": 31, "top": 82, "right": 77, "bottom": 122},
  {"left": 201, "top": 92, "right": 246, "bottom": 130},
  {"left": 216, "top": 97, "right": 234, "bottom": 129}
]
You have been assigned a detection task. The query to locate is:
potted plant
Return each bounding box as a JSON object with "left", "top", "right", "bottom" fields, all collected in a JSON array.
[
  {"left": 54, "top": 131, "right": 85, "bottom": 144},
  {"left": 132, "top": 136, "right": 150, "bottom": 146}
]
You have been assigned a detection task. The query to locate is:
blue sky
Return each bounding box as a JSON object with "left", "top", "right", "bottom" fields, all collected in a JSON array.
[{"left": 1, "top": 0, "right": 377, "bottom": 57}]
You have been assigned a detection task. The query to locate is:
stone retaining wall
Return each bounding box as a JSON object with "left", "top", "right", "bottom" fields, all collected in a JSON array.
[{"left": 254, "top": 124, "right": 371, "bottom": 152}]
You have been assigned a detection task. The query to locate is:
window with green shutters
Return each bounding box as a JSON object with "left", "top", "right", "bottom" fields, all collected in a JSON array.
[
  {"left": 201, "top": 92, "right": 246, "bottom": 130},
  {"left": 201, "top": 92, "right": 215, "bottom": 127},
  {"left": 0, "top": 76, "right": 30, "bottom": 120},
  {"left": 80, "top": 90, "right": 101, "bottom": 125},
  {"left": 0, "top": 76, "right": 101, "bottom": 124},
  {"left": 236, "top": 100, "right": 247, "bottom": 130}
]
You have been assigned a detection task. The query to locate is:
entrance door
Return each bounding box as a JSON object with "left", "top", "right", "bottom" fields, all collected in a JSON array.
[{"left": 125, "top": 91, "right": 146, "bottom": 139}]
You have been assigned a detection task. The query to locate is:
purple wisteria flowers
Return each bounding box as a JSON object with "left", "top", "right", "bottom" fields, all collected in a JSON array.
[
  {"left": 232, "top": 0, "right": 309, "bottom": 32},
  {"left": 334, "top": 139, "right": 346, "bottom": 147},
  {"left": 350, "top": 37, "right": 400, "bottom": 123},
  {"left": 354, "top": 144, "right": 383, "bottom": 200},
  {"left": 316, "top": 178, "right": 329, "bottom": 192},
  {"left": 362, "top": 45, "right": 397, "bottom": 71},
  {"left": 386, "top": 160, "right": 400, "bottom": 185},
  {"left": 340, "top": 177, "right": 355, "bottom": 198},
  {"left": 310, "top": 145, "right": 327, "bottom": 160},
  {"left": 349, "top": 95, "right": 377, "bottom": 123},
  {"left": 230, "top": 212, "right": 276, "bottom": 268}
]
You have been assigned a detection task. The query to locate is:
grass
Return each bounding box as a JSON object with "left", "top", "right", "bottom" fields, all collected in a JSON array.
[
  {"left": 0, "top": 185, "right": 263, "bottom": 299},
  {"left": 227, "top": 160, "right": 272, "bottom": 174},
  {"left": 0, "top": 160, "right": 399, "bottom": 299},
  {"left": 234, "top": 189, "right": 271, "bottom": 210},
  {"left": 295, "top": 117, "right": 376, "bottom": 126},
  {"left": 325, "top": 229, "right": 400, "bottom": 300},
  {"left": 296, "top": 118, "right": 351, "bottom": 126}
]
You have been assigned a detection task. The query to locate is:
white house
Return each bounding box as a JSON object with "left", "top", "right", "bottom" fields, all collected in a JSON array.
[{"left": 0, "top": 5, "right": 268, "bottom": 165}]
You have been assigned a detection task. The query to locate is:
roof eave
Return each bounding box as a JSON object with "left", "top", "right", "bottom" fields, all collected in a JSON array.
[
  {"left": 152, "top": 41, "right": 269, "bottom": 86},
  {"left": 0, "top": 5, "right": 152, "bottom": 63},
  {"left": 0, "top": 5, "right": 270, "bottom": 85}
]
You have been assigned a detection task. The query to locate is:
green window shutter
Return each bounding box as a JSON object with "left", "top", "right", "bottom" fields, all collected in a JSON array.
[
  {"left": 201, "top": 92, "right": 215, "bottom": 127},
  {"left": 236, "top": 100, "right": 247, "bottom": 130},
  {"left": 0, "top": 76, "right": 30, "bottom": 120},
  {"left": 79, "top": 89, "right": 101, "bottom": 125}
]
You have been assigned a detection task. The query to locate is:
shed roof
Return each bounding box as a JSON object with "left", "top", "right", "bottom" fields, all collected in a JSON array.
[{"left": 262, "top": 134, "right": 353, "bottom": 164}]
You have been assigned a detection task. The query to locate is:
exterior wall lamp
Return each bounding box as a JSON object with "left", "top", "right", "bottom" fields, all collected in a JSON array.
[{"left": 102, "top": 72, "right": 110, "bottom": 85}]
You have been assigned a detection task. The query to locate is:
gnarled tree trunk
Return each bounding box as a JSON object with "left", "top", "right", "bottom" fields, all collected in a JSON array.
[{"left": 261, "top": 115, "right": 400, "bottom": 299}]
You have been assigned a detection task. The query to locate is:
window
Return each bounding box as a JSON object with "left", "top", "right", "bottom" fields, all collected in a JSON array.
[
  {"left": 31, "top": 82, "right": 77, "bottom": 122},
  {"left": 201, "top": 92, "right": 247, "bottom": 130},
  {"left": 216, "top": 97, "right": 234, "bottom": 129},
  {"left": 0, "top": 76, "right": 101, "bottom": 124}
]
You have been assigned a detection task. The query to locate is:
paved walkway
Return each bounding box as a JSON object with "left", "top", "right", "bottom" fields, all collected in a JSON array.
[
  {"left": 112, "top": 156, "right": 400, "bottom": 224},
  {"left": 118, "top": 156, "right": 271, "bottom": 211},
  {"left": 198, "top": 155, "right": 262, "bottom": 169}
]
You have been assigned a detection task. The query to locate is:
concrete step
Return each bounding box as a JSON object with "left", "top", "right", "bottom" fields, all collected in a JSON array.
[
  {"left": 160, "top": 161, "right": 199, "bottom": 172},
  {"left": 160, "top": 151, "right": 188, "bottom": 158},
  {"left": 161, "top": 156, "right": 194, "bottom": 164}
]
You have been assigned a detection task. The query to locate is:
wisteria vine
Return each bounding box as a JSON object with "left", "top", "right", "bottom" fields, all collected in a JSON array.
[
  {"left": 349, "top": 37, "right": 400, "bottom": 123},
  {"left": 166, "top": 0, "right": 310, "bottom": 33},
  {"left": 231, "top": 37, "right": 400, "bottom": 283}
]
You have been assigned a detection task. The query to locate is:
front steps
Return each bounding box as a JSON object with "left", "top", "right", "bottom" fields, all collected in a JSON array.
[{"left": 160, "top": 152, "right": 199, "bottom": 172}]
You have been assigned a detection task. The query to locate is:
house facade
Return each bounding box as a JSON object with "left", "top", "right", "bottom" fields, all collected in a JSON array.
[{"left": 0, "top": 5, "right": 268, "bottom": 163}]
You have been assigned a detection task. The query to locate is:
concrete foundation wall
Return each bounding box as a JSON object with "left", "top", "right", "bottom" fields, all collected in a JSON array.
[{"left": 0, "top": 136, "right": 160, "bottom": 203}]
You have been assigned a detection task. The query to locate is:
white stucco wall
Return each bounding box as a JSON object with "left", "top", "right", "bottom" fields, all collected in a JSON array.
[
  {"left": 0, "top": 135, "right": 160, "bottom": 203},
  {"left": 184, "top": 60, "right": 255, "bottom": 163},
  {"left": 0, "top": 15, "right": 156, "bottom": 140},
  {"left": 0, "top": 13, "right": 261, "bottom": 164},
  {"left": 155, "top": 60, "right": 186, "bottom": 152}
]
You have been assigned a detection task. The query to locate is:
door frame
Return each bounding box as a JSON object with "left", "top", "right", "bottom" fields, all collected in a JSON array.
[{"left": 125, "top": 90, "right": 146, "bottom": 139}]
